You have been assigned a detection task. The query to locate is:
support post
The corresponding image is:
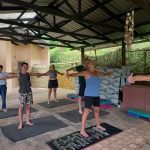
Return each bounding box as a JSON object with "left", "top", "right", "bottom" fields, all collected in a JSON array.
[
  {"left": 122, "top": 39, "right": 126, "bottom": 66},
  {"left": 81, "top": 47, "right": 85, "bottom": 65}
]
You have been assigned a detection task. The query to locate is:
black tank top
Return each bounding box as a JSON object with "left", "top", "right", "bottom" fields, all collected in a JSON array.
[{"left": 18, "top": 73, "right": 31, "bottom": 93}]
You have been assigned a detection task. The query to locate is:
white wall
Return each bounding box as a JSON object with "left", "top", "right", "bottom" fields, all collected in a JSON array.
[
  {"left": 0, "top": 41, "right": 7, "bottom": 69},
  {"left": 0, "top": 40, "right": 50, "bottom": 91}
]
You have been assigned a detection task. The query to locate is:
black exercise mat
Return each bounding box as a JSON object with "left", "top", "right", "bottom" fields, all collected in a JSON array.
[
  {"left": 1, "top": 115, "right": 68, "bottom": 142},
  {"left": 0, "top": 107, "right": 37, "bottom": 119},
  {"left": 38, "top": 99, "right": 76, "bottom": 108},
  {"left": 59, "top": 109, "right": 109, "bottom": 123},
  {"left": 47, "top": 123, "right": 123, "bottom": 150}
]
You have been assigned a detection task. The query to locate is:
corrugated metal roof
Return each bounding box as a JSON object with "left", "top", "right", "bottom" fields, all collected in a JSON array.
[
  {"left": 43, "top": 15, "right": 65, "bottom": 25},
  {"left": 61, "top": 21, "right": 83, "bottom": 32},
  {"left": 0, "top": 13, "right": 21, "bottom": 19},
  {"left": 136, "top": 24, "right": 150, "bottom": 33},
  {"left": 76, "top": 29, "right": 97, "bottom": 36},
  {"left": 34, "top": 0, "right": 53, "bottom": 6},
  {"left": 134, "top": 10, "right": 150, "bottom": 25},
  {"left": 106, "top": 0, "right": 132, "bottom": 14},
  {"left": 80, "top": 0, "right": 95, "bottom": 13},
  {"left": 0, "top": 23, "right": 9, "bottom": 28},
  {"left": 58, "top": 35, "right": 78, "bottom": 41},
  {"left": 0, "top": 0, "right": 149, "bottom": 49},
  {"left": 21, "top": 12, "right": 36, "bottom": 19},
  {"left": 103, "top": 19, "right": 123, "bottom": 28},
  {"left": 69, "top": 43, "right": 85, "bottom": 47},
  {"left": 59, "top": 3, "right": 74, "bottom": 15},
  {"left": 86, "top": 38, "right": 105, "bottom": 44},
  {"left": 47, "top": 32, "right": 64, "bottom": 38},
  {"left": 106, "top": 32, "right": 124, "bottom": 40},
  {"left": 94, "top": 25, "right": 113, "bottom": 34},
  {"left": 85, "top": 8, "right": 110, "bottom": 22}
]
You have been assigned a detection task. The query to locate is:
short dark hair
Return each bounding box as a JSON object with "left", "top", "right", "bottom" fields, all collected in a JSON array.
[
  {"left": 50, "top": 64, "right": 55, "bottom": 69},
  {"left": 0, "top": 65, "right": 3, "bottom": 68},
  {"left": 21, "top": 62, "right": 28, "bottom": 66}
]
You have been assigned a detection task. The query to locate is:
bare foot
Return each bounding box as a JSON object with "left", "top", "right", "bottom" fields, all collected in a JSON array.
[
  {"left": 79, "top": 110, "right": 83, "bottom": 114},
  {"left": 48, "top": 101, "right": 50, "bottom": 104},
  {"left": 80, "top": 130, "right": 89, "bottom": 137},
  {"left": 96, "top": 125, "right": 106, "bottom": 131},
  {"left": 26, "top": 121, "right": 34, "bottom": 126},
  {"left": 18, "top": 124, "right": 23, "bottom": 130}
]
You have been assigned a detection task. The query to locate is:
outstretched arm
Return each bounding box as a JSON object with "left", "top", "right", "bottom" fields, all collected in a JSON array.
[
  {"left": 0, "top": 74, "right": 18, "bottom": 80},
  {"left": 66, "top": 71, "right": 86, "bottom": 79},
  {"left": 135, "top": 75, "right": 150, "bottom": 81},
  {"left": 56, "top": 70, "right": 64, "bottom": 75},
  {"left": 95, "top": 69, "right": 112, "bottom": 76},
  {"left": 66, "top": 66, "right": 76, "bottom": 72},
  {"left": 9, "top": 72, "right": 18, "bottom": 75},
  {"left": 128, "top": 73, "right": 150, "bottom": 83},
  {"left": 36, "top": 71, "right": 50, "bottom": 77},
  {"left": 29, "top": 72, "right": 43, "bottom": 77}
]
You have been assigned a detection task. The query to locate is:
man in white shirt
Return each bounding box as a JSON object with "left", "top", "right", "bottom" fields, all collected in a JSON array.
[{"left": 0, "top": 65, "right": 9, "bottom": 112}]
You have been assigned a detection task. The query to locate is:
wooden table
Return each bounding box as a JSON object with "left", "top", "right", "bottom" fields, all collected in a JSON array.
[{"left": 123, "top": 85, "right": 150, "bottom": 111}]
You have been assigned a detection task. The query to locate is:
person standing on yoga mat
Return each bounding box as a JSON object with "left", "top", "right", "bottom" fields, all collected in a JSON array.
[
  {"left": 0, "top": 65, "right": 16, "bottom": 112},
  {"left": 0, "top": 65, "right": 9, "bottom": 112},
  {"left": 66, "top": 59, "right": 112, "bottom": 137},
  {"left": 0, "top": 62, "right": 40, "bottom": 129},
  {"left": 66, "top": 62, "right": 87, "bottom": 114},
  {"left": 38, "top": 64, "right": 64, "bottom": 104}
]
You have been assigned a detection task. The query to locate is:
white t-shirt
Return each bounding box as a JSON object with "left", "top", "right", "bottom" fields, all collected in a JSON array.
[{"left": 0, "top": 72, "right": 9, "bottom": 85}]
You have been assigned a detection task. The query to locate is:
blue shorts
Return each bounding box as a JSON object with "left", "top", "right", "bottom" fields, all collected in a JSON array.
[{"left": 84, "top": 96, "right": 100, "bottom": 109}]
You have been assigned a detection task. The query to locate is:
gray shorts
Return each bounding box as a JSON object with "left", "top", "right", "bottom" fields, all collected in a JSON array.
[{"left": 18, "top": 92, "right": 33, "bottom": 107}]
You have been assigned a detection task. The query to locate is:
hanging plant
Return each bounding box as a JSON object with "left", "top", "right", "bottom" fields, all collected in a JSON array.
[{"left": 124, "top": 10, "right": 135, "bottom": 51}]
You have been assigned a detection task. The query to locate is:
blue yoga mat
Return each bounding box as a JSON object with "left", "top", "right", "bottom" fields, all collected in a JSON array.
[{"left": 128, "top": 108, "right": 150, "bottom": 119}]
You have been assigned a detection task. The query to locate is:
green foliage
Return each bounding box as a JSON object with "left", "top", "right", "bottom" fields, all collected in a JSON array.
[
  {"left": 50, "top": 47, "right": 81, "bottom": 72},
  {"left": 49, "top": 41, "right": 150, "bottom": 73},
  {"left": 126, "top": 41, "right": 150, "bottom": 73},
  {"left": 85, "top": 46, "right": 120, "bottom": 57},
  {"left": 50, "top": 47, "right": 81, "bottom": 63}
]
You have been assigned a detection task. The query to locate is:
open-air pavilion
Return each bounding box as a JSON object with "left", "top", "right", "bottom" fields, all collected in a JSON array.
[{"left": 0, "top": 0, "right": 150, "bottom": 150}]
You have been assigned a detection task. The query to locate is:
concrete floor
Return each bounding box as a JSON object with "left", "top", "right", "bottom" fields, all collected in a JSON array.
[{"left": 0, "top": 88, "right": 150, "bottom": 150}]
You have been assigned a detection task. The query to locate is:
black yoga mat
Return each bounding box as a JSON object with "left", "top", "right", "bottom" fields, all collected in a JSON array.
[
  {"left": 0, "top": 107, "right": 37, "bottom": 119},
  {"left": 38, "top": 99, "right": 76, "bottom": 108},
  {"left": 47, "top": 123, "right": 123, "bottom": 150},
  {"left": 59, "top": 109, "right": 109, "bottom": 123},
  {"left": 1, "top": 115, "right": 68, "bottom": 142}
]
